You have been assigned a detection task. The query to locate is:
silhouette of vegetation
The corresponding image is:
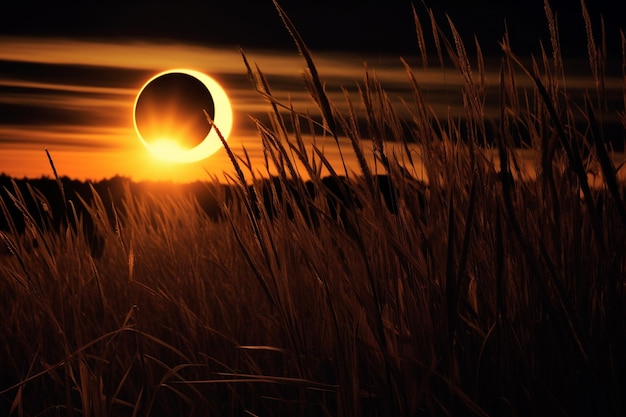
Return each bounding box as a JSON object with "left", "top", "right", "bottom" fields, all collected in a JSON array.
[{"left": 1, "top": 1, "right": 626, "bottom": 416}]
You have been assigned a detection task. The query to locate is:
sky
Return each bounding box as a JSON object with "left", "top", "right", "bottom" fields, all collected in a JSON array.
[{"left": 0, "top": 0, "right": 623, "bottom": 183}]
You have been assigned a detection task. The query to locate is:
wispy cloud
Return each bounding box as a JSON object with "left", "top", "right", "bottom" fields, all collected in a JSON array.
[{"left": 0, "top": 36, "right": 618, "bottom": 182}]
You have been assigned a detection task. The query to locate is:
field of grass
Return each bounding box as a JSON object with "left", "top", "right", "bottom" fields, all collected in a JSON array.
[{"left": 2, "top": 1, "right": 626, "bottom": 416}]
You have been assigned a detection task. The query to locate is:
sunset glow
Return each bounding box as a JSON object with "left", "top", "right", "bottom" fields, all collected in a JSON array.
[
  {"left": 0, "top": 37, "right": 425, "bottom": 182},
  {"left": 1, "top": 37, "right": 624, "bottom": 182},
  {"left": 147, "top": 138, "right": 189, "bottom": 159}
]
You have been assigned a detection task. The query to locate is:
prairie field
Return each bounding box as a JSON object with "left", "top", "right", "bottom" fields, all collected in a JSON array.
[{"left": 1, "top": 3, "right": 626, "bottom": 416}]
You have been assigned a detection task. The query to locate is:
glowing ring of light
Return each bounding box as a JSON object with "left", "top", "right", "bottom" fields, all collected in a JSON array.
[{"left": 133, "top": 69, "right": 233, "bottom": 163}]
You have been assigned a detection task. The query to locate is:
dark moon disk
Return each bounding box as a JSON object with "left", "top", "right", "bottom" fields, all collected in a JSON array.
[{"left": 134, "top": 72, "right": 216, "bottom": 150}]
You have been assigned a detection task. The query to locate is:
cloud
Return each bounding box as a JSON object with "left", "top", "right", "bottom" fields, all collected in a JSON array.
[{"left": 1, "top": 36, "right": 620, "bottom": 182}]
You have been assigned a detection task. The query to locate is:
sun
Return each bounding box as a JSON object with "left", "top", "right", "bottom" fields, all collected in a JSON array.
[{"left": 133, "top": 69, "right": 233, "bottom": 163}]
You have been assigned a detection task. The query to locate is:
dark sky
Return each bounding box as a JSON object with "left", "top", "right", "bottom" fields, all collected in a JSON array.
[{"left": 1, "top": 0, "right": 623, "bottom": 57}]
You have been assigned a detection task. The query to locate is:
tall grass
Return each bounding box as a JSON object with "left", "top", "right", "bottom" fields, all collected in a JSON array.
[{"left": 1, "top": 1, "right": 626, "bottom": 415}]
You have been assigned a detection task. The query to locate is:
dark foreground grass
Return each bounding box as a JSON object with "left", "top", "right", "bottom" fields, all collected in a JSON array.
[{"left": 1, "top": 1, "right": 626, "bottom": 416}]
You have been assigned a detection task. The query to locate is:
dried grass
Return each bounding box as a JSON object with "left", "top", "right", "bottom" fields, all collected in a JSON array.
[{"left": 1, "top": 2, "right": 625, "bottom": 416}]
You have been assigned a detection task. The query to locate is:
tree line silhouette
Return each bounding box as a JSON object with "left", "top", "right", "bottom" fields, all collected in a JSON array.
[{"left": 0, "top": 173, "right": 429, "bottom": 258}]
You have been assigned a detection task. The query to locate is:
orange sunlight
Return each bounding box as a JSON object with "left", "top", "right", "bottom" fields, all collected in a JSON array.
[
  {"left": 133, "top": 69, "right": 234, "bottom": 164},
  {"left": 1, "top": 37, "right": 624, "bottom": 183}
]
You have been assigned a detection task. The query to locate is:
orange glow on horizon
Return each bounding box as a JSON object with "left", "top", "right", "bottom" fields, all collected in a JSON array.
[{"left": 1, "top": 37, "right": 624, "bottom": 183}]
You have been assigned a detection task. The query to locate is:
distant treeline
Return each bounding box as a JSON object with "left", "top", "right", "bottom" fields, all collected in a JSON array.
[{"left": 0, "top": 173, "right": 428, "bottom": 256}]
